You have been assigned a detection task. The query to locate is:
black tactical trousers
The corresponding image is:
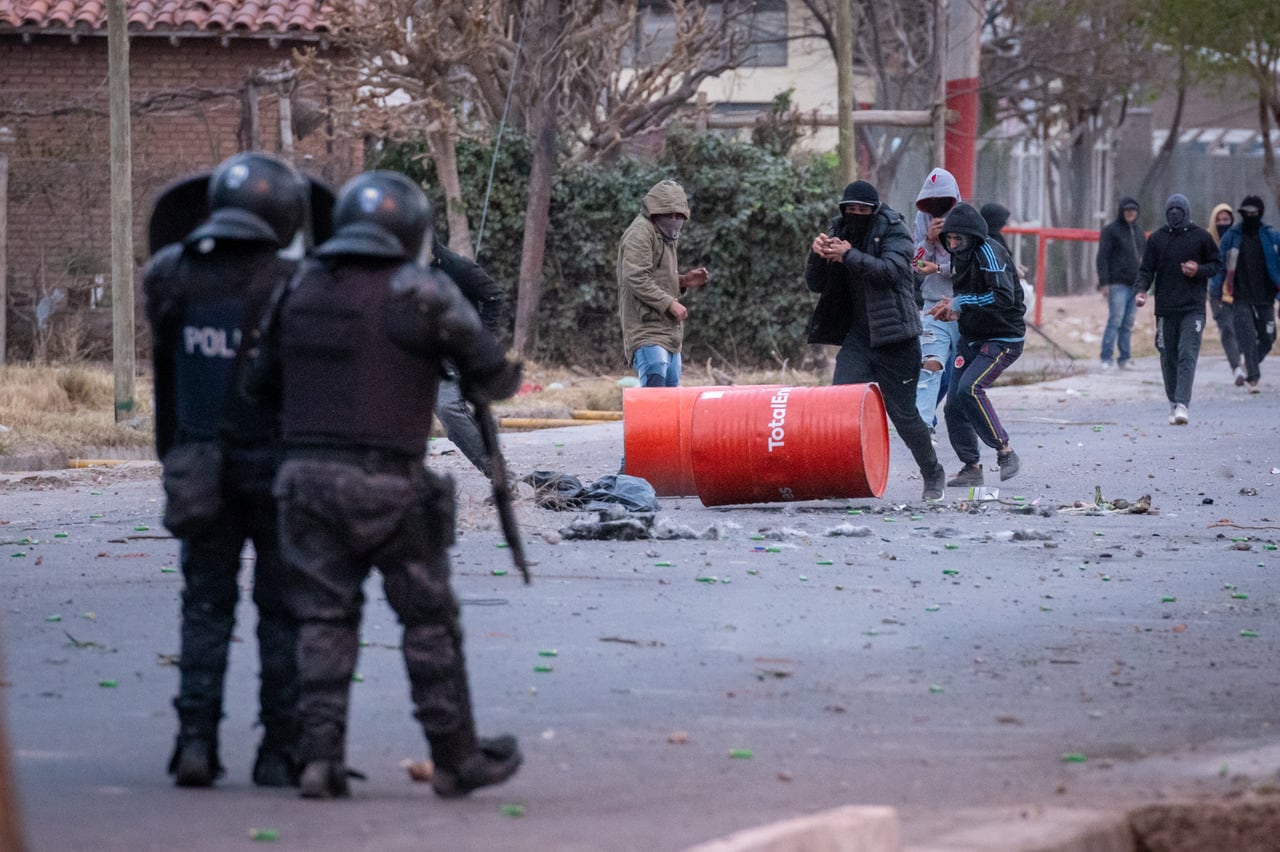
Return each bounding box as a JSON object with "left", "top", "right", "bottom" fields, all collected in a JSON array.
[
  {"left": 833, "top": 331, "right": 942, "bottom": 476},
  {"left": 175, "top": 451, "right": 297, "bottom": 750},
  {"left": 274, "top": 456, "right": 479, "bottom": 770}
]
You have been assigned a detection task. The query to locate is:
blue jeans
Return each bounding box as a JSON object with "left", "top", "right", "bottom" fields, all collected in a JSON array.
[
  {"left": 632, "top": 345, "right": 682, "bottom": 387},
  {"left": 1100, "top": 284, "right": 1136, "bottom": 364},
  {"left": 916, "top": 312, "right": 959, "bottom": 427}
]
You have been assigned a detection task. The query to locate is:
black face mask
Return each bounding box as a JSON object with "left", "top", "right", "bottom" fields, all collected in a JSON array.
[
  {"left": 1242, "top": 213, "right": 1262, "bottom": 235},
  {"left": 842, "top": 210, "right": 873, "bottom": 247},
  {"left": 1166, "top": 207, "right": 1187, "bottom": 230}
]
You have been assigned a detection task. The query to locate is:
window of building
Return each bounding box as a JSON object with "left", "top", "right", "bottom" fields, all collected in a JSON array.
[{"left": 627, "top": 0, "right": 788, "bottom": 69}]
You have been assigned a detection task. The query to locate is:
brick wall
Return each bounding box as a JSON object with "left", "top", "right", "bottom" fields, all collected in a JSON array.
[{"left": 0, "top": 33, "right": 362, "bottom": 360}]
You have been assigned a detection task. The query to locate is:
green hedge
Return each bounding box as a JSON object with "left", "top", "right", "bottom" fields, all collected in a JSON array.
[{"left": 370, "top": 127, "right": 839, "bottom": 369}]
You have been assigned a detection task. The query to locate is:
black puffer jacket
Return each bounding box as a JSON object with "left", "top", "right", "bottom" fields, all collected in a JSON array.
[{"left": 804, "top": 204, "right": 919, "bottom": 348}]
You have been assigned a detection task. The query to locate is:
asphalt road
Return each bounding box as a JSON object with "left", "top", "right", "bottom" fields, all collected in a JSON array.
[{"left": 3, "top": 357, "right": 1279, "bottom": 851}]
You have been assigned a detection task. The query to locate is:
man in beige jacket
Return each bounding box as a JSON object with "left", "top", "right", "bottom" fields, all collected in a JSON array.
[{"left": 616, "top": 179, "right": 709, "bottom": 386}]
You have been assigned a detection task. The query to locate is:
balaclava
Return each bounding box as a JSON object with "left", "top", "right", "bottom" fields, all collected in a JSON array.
[
  {"left": 1240, "top": 195, "right": 1265, "bottom": 237},
  {"left": 1165, "top": 194, "right": 1190, "bottom": 231},
  {"left": 839, "top": 180, "right": 879, "bottom": 249}
]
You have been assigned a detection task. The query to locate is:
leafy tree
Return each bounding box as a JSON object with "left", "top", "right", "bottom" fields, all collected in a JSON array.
[{"left": 374, "top": 127, "right": 838, "bottom": 368}]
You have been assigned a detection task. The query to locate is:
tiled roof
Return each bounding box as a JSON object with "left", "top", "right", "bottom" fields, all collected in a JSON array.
[{"left": 0, "top": 1, "right": 331, "bottom": 36}]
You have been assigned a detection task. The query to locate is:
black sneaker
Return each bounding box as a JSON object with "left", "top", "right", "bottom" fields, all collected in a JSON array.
[
  {"left": 253, "top": 747, "right": 298, "bottom": 788},
  {"left": 299, "top": 760, "right": 351, "bottom": 799},
  {"left": 431, "top": 735, "right": 523, "bottom": 799},
  {"left": 946, "top": 463, "right": 984, "bottom": 487},
  {"left": 169, "top": 738, "right": 222, "bottom": 788},
  {"left": 921, "top": 464, "right": 946, "bottom": 502},
  {"left": 997, "top": 449, "right": 1021, "bottom": 481}
]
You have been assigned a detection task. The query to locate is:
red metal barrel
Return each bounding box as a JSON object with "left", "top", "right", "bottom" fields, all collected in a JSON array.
[
  {"left": 688, "top": 384, "right": 889, "bottom": 507},
  {"left": 622, "top": 386, "right": 725, "bottom": 496}
]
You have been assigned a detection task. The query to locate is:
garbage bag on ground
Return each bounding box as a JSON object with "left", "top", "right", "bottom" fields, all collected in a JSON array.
[{"left": 522, "top": 470, "right": 660, "bottom": 513}]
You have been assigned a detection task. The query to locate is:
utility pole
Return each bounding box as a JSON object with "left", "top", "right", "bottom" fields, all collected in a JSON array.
[
  {"left": 835, "top": 0, "right": 856, "bottom": 185},
  {"left": 0, "top": 126, "right": 12, "bottom": 365},
  {"left": 944, "top": 0, "right": 982, "bottom": 197},
  {"left": 108, "top": 0, "right": 136, "bottom": 421},
  {"left": 932, "top": 0, "right": 948, "bottom": 166}
]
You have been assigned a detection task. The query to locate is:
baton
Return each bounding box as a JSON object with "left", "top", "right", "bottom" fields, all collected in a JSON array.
[{"left": 473, "top": 399, "right": 531, "bottom": 584}]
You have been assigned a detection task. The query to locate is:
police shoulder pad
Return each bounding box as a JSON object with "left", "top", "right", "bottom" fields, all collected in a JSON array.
[{"left": 389, "top": 264, "right": 448, "bottom": 313}]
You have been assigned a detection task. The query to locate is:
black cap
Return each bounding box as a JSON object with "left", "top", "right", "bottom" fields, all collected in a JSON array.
[
  {"left": 1240, "top": 195, "right": 1265, "bottom": 216},
  {"left": 839, "top": 180, "right": 880, "bottom": 209}
]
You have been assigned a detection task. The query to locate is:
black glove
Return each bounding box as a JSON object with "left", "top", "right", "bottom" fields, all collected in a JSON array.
[{"left": 462, "top": 358, "right": 522, "bottom": 405}]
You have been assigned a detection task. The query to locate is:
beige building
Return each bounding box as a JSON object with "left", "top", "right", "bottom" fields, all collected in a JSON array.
[{"left": 631, "top": 0, "right": 867, "bottom": 151}]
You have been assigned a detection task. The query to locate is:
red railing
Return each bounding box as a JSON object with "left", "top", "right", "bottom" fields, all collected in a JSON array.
[{"left": 1003, "top": 226, "right": 1099, "bottom": 326}]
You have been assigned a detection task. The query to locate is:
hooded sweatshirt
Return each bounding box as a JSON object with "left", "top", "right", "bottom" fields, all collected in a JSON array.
[
  {"left": 1134, "top": 194, "right": 1222, "bottom": 316},
  {"left": 617, "top": 180, "right": 692, "bottom": 361},
  {"left": 979, "top": 203, "right": 1012, "bottom": 253},
  {"left": 939, "top": 203, "right": 1025, "bottom": 341},
  {"left": 913, "top": 168, "right": 962, "bottom": 309},
  {"left": 1208, "top": 203, "right": 1234, "bottom": 247},
  {"left": 1095, "top": 197, "right": 1146, "bottom": 288}
]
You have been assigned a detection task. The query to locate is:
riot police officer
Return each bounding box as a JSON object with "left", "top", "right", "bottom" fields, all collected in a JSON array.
[
  {"left": 264, "top": 171, "right": 523, "bottom": 799},
  {"left": 144, "top": 152, "right": 317, "bottom": 787}
]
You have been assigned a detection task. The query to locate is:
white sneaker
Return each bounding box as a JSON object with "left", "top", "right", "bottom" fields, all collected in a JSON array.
[
  {"left": 1100, "top": 361, "right": 1115, "bottom": 371},
  {"left": 1172, "top": 403, "right": 1189, "bottom": 425},
  {"left": 1247, "top": 382, "right": 1261, "bottom": 395},
  {"left": 1235, "top": 366, "right": 1247, "bottom": 387}
]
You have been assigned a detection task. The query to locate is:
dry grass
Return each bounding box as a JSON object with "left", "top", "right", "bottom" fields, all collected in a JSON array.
[
  {"left": 0, "top": 364, "right": 154, "bottom": 457},
  {"left": 4, "top": 294, "right": 1124, "bottom": 459}
]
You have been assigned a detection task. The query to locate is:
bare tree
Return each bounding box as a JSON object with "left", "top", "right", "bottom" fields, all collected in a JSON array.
[
  {"left": 295, "top": 1, "right": 516, "bottom": 257},
  {"left": 796, "top": 0, "right": 938, "bottom": 188},
  {"left": 983, "top": 0, "right": 1159, "bottom": 231},
  {"left": 304, "top": 0, "right": 756, "bottom": 354}
]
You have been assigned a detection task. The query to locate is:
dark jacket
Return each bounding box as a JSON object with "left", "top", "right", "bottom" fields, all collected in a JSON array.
[
  {"left": 1214, "top": 222, "right": 1280, "bottom": 303},
  {"left": 431, "top": 236, "right": 505, "bottom": 335},
  {"left": 939, "top": 203, "right": 1025, "bottom": 341},
  {"left": 1096, "top": 198, "right": 1146, "bottom": 288},
  {"left": 804, "top": 202, "right": 920, "bottom": 348},
  {"left": 1135, "top": 221, "right": 1222, "bottom": 317}
]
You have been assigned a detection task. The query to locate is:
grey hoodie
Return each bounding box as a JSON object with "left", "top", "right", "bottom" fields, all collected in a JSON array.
[{"left": 913, "top": 168, "right": 962, "bottom": 308}]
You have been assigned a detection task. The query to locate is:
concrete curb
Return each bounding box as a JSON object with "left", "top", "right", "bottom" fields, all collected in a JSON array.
[
  {"left": 0, "top": 446, "right": 157, "bottom": 473},
  {"left": 904, "top": 807, "right": 1133, "bottom": 852},
  {"left": 686, "top": 805, "right": 900, "bottom": 851},
  {"left": 687, "top": 805, "right": 1135, "bottom": 852}
]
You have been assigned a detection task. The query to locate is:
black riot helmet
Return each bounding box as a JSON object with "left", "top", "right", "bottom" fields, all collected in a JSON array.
[
  {"left": 185, "top": 152, "right": 309, "bottom": 248},
  {"left": 314, "top": 171, "right": 433, "bottom": 261}
]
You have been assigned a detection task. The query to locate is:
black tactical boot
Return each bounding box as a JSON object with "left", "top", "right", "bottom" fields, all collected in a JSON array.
[
  {"left": 168, "top": 735, "right": 223, "bottom": 788},
  {"left": 299, "top": 760, "right": 351, "bottom": 799},
  {"left": 253, "top": 744, "right": 298, "bottom": 788},
  {"left": 431, "top": 735, "right": 523, "bottom": 799}
]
